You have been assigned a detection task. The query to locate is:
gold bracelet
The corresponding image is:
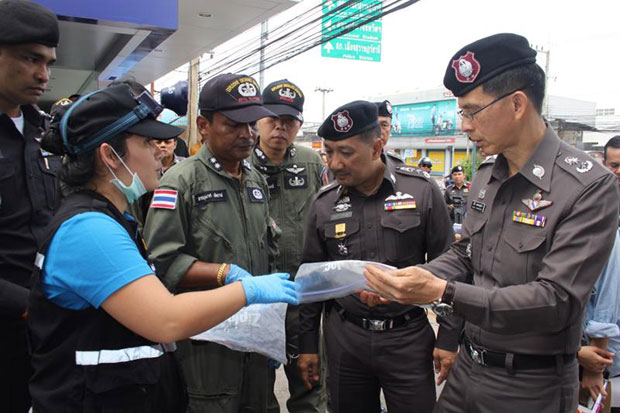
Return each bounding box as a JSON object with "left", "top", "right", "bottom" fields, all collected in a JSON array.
[{"left": 217, "top": 263, "right": 228, "bottom": 286}]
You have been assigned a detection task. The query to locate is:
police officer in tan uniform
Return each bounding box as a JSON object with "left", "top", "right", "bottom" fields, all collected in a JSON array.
[
  {"left": 364, "top": 33, "right": 620, "bottom": 413},
  {"left": 298, "top": 101, "right": 460, "bottom": 413}
]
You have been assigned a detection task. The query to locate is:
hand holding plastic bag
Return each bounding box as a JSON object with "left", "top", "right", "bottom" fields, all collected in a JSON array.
[{"left": 241, "top": 273, "right": 299, "bottom": 306}]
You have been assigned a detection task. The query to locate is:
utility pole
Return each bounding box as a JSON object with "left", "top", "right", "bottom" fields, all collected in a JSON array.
[
  {"left": 315, "top": 87, "right": 333, "bottom": 120},
  {"left": 533, "top": 45, "right": 551, "bottom": 118},
  {"left": 259, "top": 20, "right": 268, "bottom": 87},
  {"left": 187, "top": 57, "right": 200, "bottom": 149}
]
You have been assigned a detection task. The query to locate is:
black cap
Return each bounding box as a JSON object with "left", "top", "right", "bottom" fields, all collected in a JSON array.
[
  {"left": 61, "top": 84, "right": 182, "bottom": 154},
  {"left": 318, "top": 100, "right": 379, "bottom": 141},
  {"left": 199, "top": 73, "right": 275, "bottom": 123},
  {"left": 443, "top": 33, "right": 537, "bottom": 97},
  {"left": 0, "top": 0, "right": 59, "bottom": 47},
  {"left": 419, "top": 157, "right": 432, "bottom": 167},
  {"left": 374, "top": 100, "right": 393, "bottom": 118},
  {"left": 262, "top": 79, "right": 304, "bottom": 122},
  {"left": 451, "top": 165, "right": 464, "bottom": 174}
]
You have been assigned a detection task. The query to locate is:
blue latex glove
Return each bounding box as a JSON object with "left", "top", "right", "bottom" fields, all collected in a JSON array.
[
  {"left": 267, "top": 358, "right": 281, "bottom": 369},
  {"left": 240, "top": 273, "right": 299, "bottom": 306},
  {"left": 225, "top": 264, "right": 252, "bottom": 285}
]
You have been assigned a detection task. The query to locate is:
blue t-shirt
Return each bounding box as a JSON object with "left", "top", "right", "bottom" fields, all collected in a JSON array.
[{"left": 42, "top": 212, "right": 154, "bottom": 310}]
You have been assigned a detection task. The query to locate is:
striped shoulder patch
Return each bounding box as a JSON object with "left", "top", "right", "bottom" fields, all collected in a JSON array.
[{"left": 150, "top": 189, "right": 178, "bottom": 209}]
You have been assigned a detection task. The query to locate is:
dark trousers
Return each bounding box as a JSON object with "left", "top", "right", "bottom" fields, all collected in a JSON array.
[
  {"left": 324, "top": 308, "right": 436, "bottom": 413},
  {"left": 435, "top": 344, "right": 579, "bottom": 413},
  {"left": 0, "top": 319, "right": 31, "bottom": 413},
  {"left": 176, "top": 339, "right": 274, "bottom": 413},
  {"left": 283, "top": 306, "right": 326, "bottom": 413}
]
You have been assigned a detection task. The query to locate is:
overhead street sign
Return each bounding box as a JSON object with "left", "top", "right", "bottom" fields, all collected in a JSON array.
[{"left": 321, "top": 0, "right": 382, "bottom": 62}]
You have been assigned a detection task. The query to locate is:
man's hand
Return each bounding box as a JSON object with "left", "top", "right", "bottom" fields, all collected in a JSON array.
[
  {"left": 364, "top": 265, "right": 446, "bottom": 305},
  {"left": 581, "top": 368, "right": 607, "bottom": 400},
  {"left": 578, "top": 345, "right": 614, "bottom": 373},
  {"left": 358, "top": 291, "right": 391, "bottom": 307},
  {"left": 433, "top": 348, "right": 457, "bottom": 385},
  {"left": 298, "top": 353, "right": 320, "bottom": 389}
]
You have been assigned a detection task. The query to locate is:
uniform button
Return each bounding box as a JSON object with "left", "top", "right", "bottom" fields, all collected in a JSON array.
[
  {"left": 367, "top": 223, "right": 373, "bottom": 229},
  {"left": 518, "top": 241, "right": 524, "bottom": 249}
]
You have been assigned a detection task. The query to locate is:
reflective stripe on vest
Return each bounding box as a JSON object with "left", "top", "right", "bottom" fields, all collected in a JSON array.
[{"left": 75, "top": 343, "right": 175, "bottom": 366}]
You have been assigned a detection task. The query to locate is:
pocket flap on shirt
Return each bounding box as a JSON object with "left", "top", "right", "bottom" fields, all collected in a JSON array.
[
  {"left": 380, "top": 213, "right": 421, "bottom": 233},
  {"left": 505, "top": 232, "right": 546, "bottom": 253}
]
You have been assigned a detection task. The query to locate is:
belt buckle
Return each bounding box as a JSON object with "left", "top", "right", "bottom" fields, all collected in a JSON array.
[
  {"left": 362, "top": 318, "right": 392, "bottom": 331},
  {"left": 468, "top": 343, "right": 486, "bottom": 366}
]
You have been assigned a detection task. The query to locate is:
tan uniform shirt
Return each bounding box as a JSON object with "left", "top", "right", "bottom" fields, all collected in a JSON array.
[{"left": 424, "top": 126, "right": 619, "bottom": 354}]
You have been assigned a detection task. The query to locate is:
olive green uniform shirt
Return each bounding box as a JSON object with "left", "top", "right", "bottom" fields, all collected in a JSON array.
[
  {"left": 143, "top": 144, "right": 274, "bottom": 290},
  {"left": 251, "top": 143, "right": 326, "bottom": 278}
]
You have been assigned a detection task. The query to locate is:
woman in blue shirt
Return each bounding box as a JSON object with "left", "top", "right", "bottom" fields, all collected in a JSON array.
[{"left": 27, "top": 84, "right": 297, "bottom": 412}]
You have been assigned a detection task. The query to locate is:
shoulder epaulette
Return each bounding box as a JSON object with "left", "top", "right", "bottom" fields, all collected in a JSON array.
[
  {"left": 556, "top": 143, "right": 609, "bottom": 185},
  {"left": 395, "top": 165, "right": 432, "bottom": 180}
]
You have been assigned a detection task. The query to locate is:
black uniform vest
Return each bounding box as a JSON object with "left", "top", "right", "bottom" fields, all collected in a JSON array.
[{"left": 28, "top": 191, "right": 186, "bottom": 412}]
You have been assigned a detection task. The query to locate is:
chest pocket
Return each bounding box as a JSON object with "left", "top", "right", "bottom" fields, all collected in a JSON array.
[
  {"left": 380, "top": 211, "right": 422, "bottom": 263},
  {"left": 0, "top": 159, "right": 16, "bottom": 215},
  {"left": 502, "top": 229, "right": 547, "bottom": 284},
  {"left": 323, "top": 219, "right": 360, "bottom": 260},
  {"left": 466, "top": 216, "right": 487, "bottom": 272}
]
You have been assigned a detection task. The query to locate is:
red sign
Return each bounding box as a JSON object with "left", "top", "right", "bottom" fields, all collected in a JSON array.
[{"left": 425, "top": 138, "right": 456, "bottom": 144}]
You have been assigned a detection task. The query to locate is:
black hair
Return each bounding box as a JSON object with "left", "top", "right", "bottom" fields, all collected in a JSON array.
[
  {"left": 482, "top": 63, "right": 546, "bottom": 114},
  {"left": 358, "top": 124, "right": 381, "bottom": 143},
  {"left": 41, "top": 112, "right": 129, "bottom": 192},
  {"left": 604, "top": 136, "right": 620, "bottom": 161}
]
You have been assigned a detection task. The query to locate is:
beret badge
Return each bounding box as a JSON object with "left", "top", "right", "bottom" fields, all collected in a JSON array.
[
  {"left": 452, "top": 51, "right": 481, "bottom": 83},
  {"left": 331, "top": 110, "right": 354, "bottom": 133}
]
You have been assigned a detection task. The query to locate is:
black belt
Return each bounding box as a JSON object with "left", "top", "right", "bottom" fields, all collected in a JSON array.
[
  {"left": 463, "top": 336, "right": 576, "bottom": 370},
  {"left": 331, "top": 300, "right": 423, "bottom": 331}
]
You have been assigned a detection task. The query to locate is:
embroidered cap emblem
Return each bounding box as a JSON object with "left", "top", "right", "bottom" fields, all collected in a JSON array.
[
  {"left": 331, "top": 110, "right": 354, "bottom": 133},
  {"left": 451, "top": 51, "right": 481, "bottom": 83}
]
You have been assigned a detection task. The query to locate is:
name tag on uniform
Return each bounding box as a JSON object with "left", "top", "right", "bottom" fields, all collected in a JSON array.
[
  {"left": 471, "top": 200, "right": 486, "bottom": 213},
  {"left": 247, "top": 187, "right": 266, "bottom": 203},
  {"left": 194, "top": 190, "right": 227, "bottom": 207},
  {"left": 512, "top": 211, "right": 546, "bottom": 228}
]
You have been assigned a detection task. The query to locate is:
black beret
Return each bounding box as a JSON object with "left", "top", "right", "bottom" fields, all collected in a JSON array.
[
  {"left": 0, "top": 0, "right": 59, "bottom": 47},
  {"left": 374, "top": 100, "right": 392, "bottom": 118},
  {"left": 451, "top": 165, "right": 464, "bottom": 174},
  {"left": 443, "top": 33, "right": 537, "bottom": 97},
  {"left": 318, "top": 100, "right": 379, "bottom": 141},
  {"left": 262, "top": 79, "right": 304, "bottom": 122}
]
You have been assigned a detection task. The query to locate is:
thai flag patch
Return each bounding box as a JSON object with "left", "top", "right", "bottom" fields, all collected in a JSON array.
[{"left": 150, "top": 189, "right": 178, "bottom": 210}]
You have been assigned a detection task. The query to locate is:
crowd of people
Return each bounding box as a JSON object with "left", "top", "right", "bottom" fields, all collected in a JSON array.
[{"left": 1, "top": 1, "right": 620, "bottom": 413}]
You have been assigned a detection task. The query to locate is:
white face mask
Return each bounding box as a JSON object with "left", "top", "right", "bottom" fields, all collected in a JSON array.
[{"left": 104, "top": 146, "right": 147, "bottom": 204}]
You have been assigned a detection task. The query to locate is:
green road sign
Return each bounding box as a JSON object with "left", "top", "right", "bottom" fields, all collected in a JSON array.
[{"left": 321, "top": 0, "right": 382, "bottom": 62}]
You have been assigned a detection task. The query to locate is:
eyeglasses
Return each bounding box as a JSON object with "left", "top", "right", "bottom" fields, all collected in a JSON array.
[{"left": 457, "top": 87, "right": 524, "bottom": 122}]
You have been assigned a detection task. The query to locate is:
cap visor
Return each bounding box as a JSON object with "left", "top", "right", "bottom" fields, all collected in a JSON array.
[
  {"left": 220, "top": 105, "right": 277, "bottom": 123},
  {"left": 263, "top": 104, "right": 303, "bottom": 122},
  {"left": 127, "top": 119, "right": 183, "bottom": 140}
]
